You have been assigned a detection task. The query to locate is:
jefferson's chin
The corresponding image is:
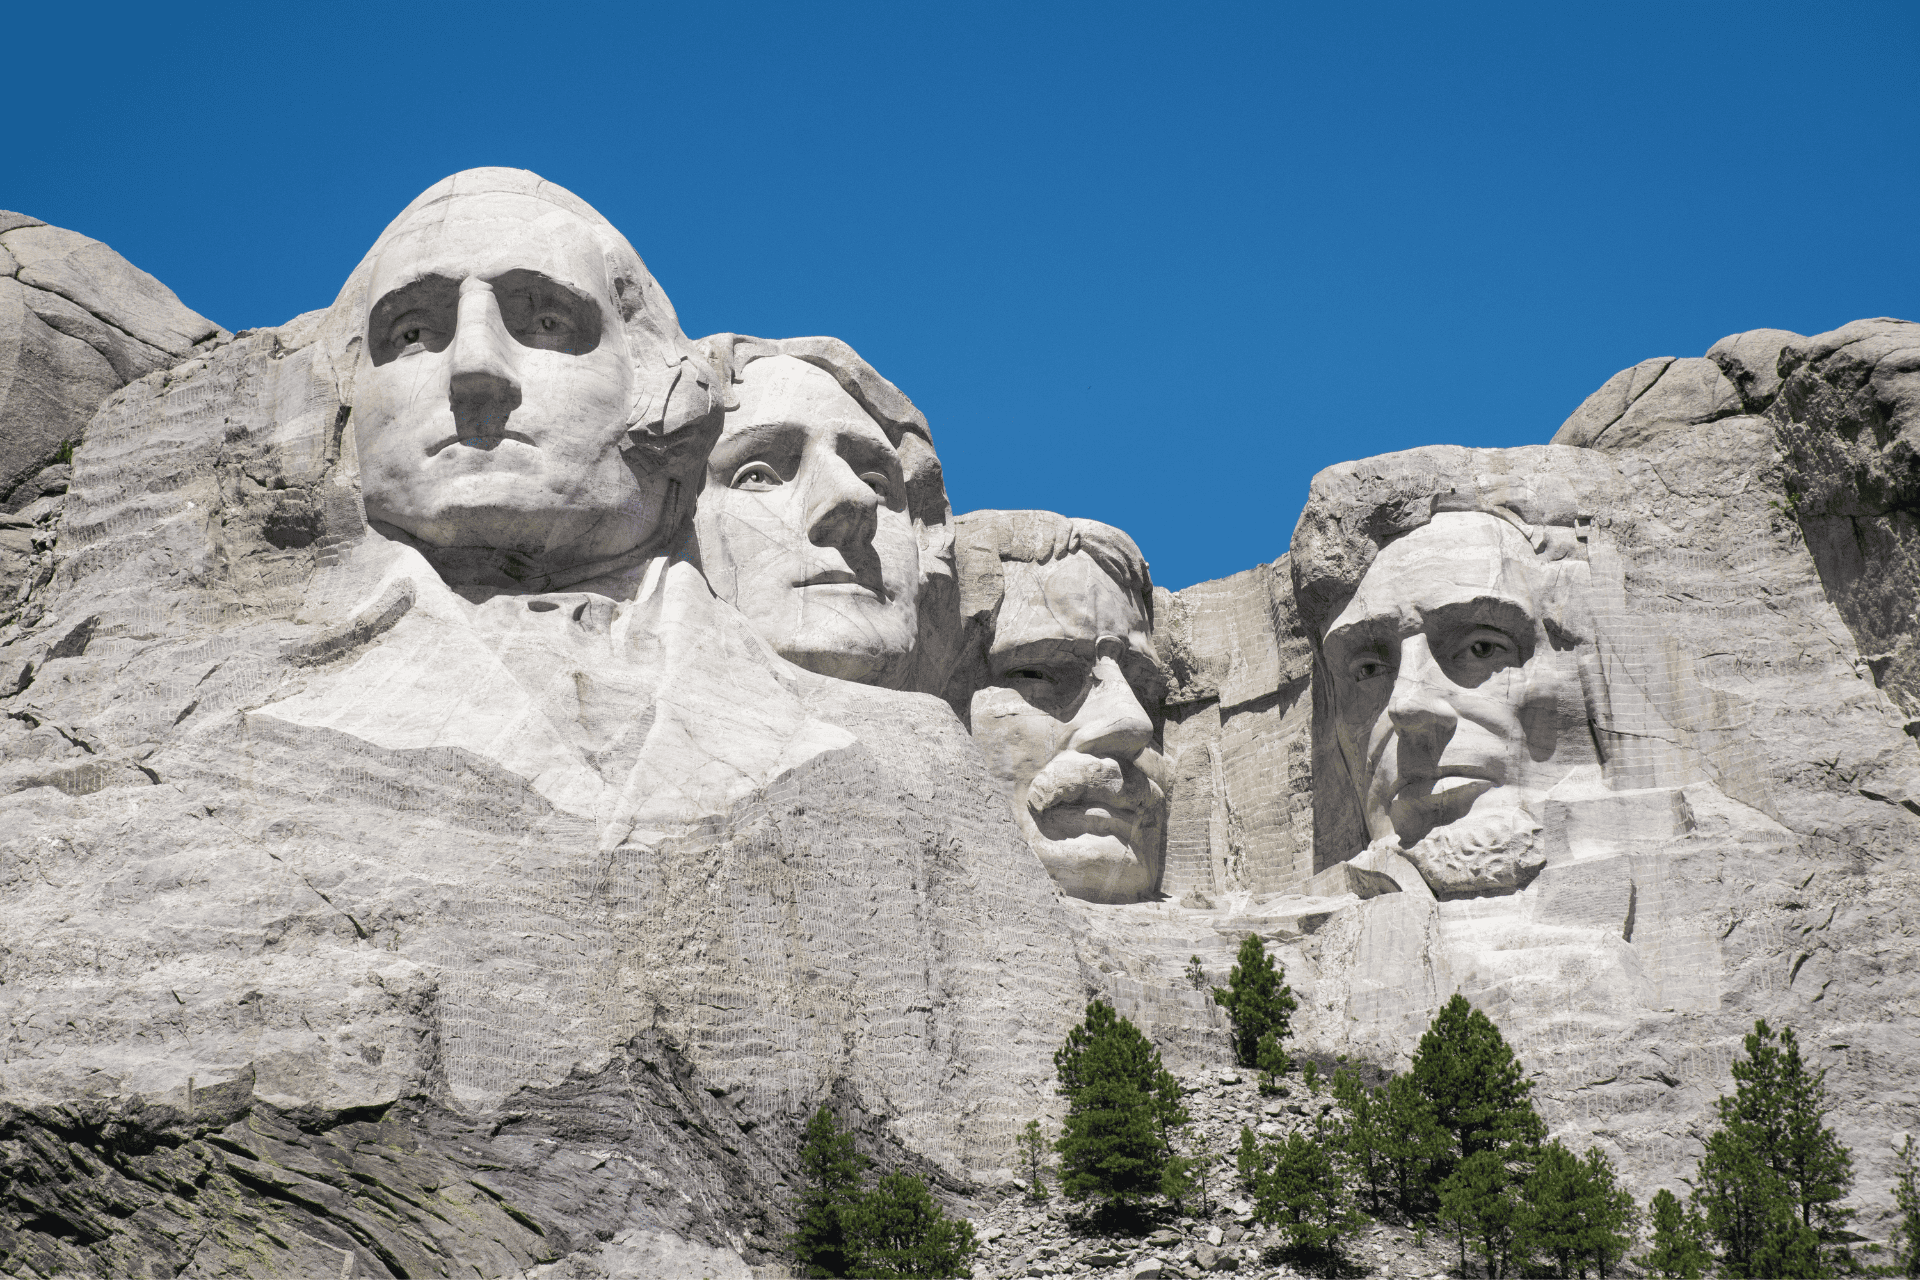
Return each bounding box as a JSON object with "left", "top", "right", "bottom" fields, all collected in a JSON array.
[{"left": 1030, "top": 830, "right": 1155, "bottom": 904}]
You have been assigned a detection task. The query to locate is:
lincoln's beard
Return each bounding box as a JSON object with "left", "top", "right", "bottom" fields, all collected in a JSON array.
[{"left": 1386, "top": 787, "right": 1545, "bottom": 896}]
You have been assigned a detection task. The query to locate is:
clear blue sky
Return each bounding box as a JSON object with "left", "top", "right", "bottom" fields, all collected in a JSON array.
[{"left": 6, "top": 2, "right": 1917, "bottom": 590}]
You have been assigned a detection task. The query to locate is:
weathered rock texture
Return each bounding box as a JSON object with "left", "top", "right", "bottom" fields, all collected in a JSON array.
[
  {"left": 3, "top": 184, "right": 1917, "bottom": 1275},
  {"left": 0, "top": 192, "right": 1089, "bottom": 1277},
  {"left": 1124, "top": 318, "right": 1920, "bottom": 1243},
  {"left": 0, "top": 212, "right": 226, "bottom": 633}
]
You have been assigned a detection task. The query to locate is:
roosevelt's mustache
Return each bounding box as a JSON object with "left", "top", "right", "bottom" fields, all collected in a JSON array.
[{"left": 1027, "top": 751, "right": 1165, "bottom": 816}]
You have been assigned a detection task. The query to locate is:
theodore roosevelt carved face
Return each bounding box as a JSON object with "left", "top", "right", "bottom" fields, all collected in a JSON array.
[
  {"left": 1320, "top": 510, "right": 1601, "bottom": 892},
  {"left": 354, "top": 191, "right": 660, "bottom": 571},
  {"left": 694, "top": 353, "right": 925, "bottom": 688},
  {"left": 952, "top": 512, "right": 1171, "bottom": 904}
]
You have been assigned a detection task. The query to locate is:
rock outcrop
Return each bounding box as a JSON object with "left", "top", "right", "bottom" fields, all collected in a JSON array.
[
  {"left": 1, "top": 176, "right": 1916, "bottom": 1275},
  {"left": 0, "top": 211, "right": 226, "bottom": 631}
]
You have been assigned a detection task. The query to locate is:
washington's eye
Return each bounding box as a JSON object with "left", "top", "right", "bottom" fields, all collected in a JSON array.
[
  {"left": 402, "top": 328, "right": 422, "bottom": 345},
  {"left": 859, "top": 472, "right": 891, "bottom": 497},
  {"left": 731, "top": 462, "right": 783, "bottom": 491}
]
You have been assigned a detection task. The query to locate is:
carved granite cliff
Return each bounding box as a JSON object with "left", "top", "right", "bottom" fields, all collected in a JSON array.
[
  {"left": 0, "top": 171, "right": 1085, "bottom": 1278},
  {"left": 1, "top": 171, "right": 1917, "bottom": 1275}
]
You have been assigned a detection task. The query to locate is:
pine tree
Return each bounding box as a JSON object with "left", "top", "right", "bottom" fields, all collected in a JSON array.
[
  {"left": 841, "top": 1170, "right": 979, "bottom": 1279},
  {"left": 1890, "top": 1134, "right": 1920, "bottom": 1278},
  {"left": 1635, "top": 1187, "right": 1712, "bottom": 1280},
  {"left": 1378, "top": 1071, "right": 1449, "bottom": 1218},
  {"left": 1438, "top": 1148, "right": 1527, "bottom": 1279},
  {"left": 1410, "top": 993, "right": 1547, "bottom": 1187},
  {"left": 1239, "top": 1123, "right": 1365, "bottom": 1279},
  {"left": 1053, "top": 999, "right": 1190, "bottom": 1206},
  {"left": 1695, "top": 1019, "right": 1855, "bottom": 1277},
  {"left": 1015, "top": 1119, "right": 1051, "bottom": 1202},
  {"left": 1256, "top": 1031, "right": 1291, "bottom": 1095},
  {"left": 1331, "top": 1067, "right": 1388, "bottom": 1214},
  {"left": 1212, "top": 933, "right": 1298, "bottom": 1069},
  {"left": 1515, "top": 1141, "right": 1635, "bottom": 1278},
  {"left": 790, "top": 1106, "right": 869, "bottom": 1278}
]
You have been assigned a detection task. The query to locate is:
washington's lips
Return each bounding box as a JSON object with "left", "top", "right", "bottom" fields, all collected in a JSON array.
[
  {"left": 426, "top": 430, "right": 537, "bottom": 456},
  {"left": 1036, "top": 801, "right": 1142, "bottom": 840}
]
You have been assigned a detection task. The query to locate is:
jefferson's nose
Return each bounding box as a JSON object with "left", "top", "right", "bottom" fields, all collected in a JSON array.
[
  {"left": 1067, "top": 653, "right": 1153, "bottom": 762},
  {"left": 1387, "top": 635, "right": 1458, "bottom": 744},
  {"left": 449, "top": 279, "right": 521, "bottom": 430},
  {"left": 805, "top": 454, "right": 880, "bottom": 551}
]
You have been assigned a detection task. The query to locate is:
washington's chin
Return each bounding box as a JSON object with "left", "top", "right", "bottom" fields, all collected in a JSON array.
[{"left": 1029, "top": 832, "right": 1157, "bottom": 904}]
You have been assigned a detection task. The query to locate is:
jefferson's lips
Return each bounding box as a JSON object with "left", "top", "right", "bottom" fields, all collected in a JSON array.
[{"left": 426, "top": 431, "right": 537, "bottom": 457}]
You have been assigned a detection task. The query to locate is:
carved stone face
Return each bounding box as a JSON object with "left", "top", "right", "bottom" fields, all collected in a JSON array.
[
  {"left": 694, "top": 356, "right": 921, "bottom": 686},
  {"left": 1321, "top": 512, "right": 1597, "bottom": 855},
  {"left": 355, "top": 193, "right": 650, "bottom": 567},
  {"left": 968, "top": 552, "right": 1170, "bottom": 903}
]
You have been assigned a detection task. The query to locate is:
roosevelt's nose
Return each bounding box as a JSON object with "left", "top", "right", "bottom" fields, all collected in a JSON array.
[
  {"left": 449, "top": 279, "right": 522, "bottom": 430},
  {"left": 1067, "top": 652, "right": 1153, "bottom": 762},
  {"left": 1386, "top": 634, "right": 1458, "bottom": 744},
  {"left": 805, "top": 452, "right": 880, "bottom": 551}
]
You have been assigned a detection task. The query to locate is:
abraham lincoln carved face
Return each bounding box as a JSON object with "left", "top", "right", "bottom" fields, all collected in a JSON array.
[{"left": 1320, "top": 511, "right": 1601, "bottom": 893}]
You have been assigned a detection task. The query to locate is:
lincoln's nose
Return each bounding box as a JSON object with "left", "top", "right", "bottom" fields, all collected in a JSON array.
[
  {"left": 449, "top": 279, "right": 522, "bottom": 438},
  {"left": 1386, "top": 634, "right": 1458, "bottom": 748}
]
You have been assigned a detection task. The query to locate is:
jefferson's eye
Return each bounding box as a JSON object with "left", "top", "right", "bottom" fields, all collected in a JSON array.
[
  {"left": 731, "top": 463, "right": 783, "bottom": 492},
  {"left": 1352, "top": 659, "right": 1389, "bottom": 681}
]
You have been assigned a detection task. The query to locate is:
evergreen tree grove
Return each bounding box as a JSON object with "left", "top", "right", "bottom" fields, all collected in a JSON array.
[
  {"left": 841, "top": 1171, "right": 979, "bottom": 1280},
  {"left": 1411, "top": 993, "right": 1546, "bottom": 1183},
  {"left": 1636, "top": 1187, "right": 1712, "bottom": 1280},
  {"left": 791, "top": 1106, "right": 868, "bottom": 1278},
  {"left": 1213, "top": 933, "right": 1297, "bottom": 1070},
  {"left": 1054, "top": 999, "right": 1190, "bottom": 1205},
  {"left": 1891, "top": 1133, "right": 1920, "bottom": 1278},
  {"left": 1378, "top": 1070, "right": 1449, "bottom": 1218},
  {"left": 1694, "top": 1019, "right": 1855, "bottom": 1278},
  {"left": 1331, "top": 1067, "right": 1388, "bottom": 1214},
  {"left": 1514, "top": 1141, "right": 1634, "bottom": 1279},
  {"left": 1239, "top": 1123, "right": 1364, "bottom": 1279}
]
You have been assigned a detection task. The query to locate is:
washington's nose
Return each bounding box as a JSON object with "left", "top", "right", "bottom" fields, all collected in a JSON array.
[
  {"left": 1387, "top": 635, "right": 1458, "bottom": 742},
  {"left": 806, "top": 454, "right": 880, "bottom": 551},
  {"left": 1067, "top": 653, "right": 1153, "bottom": 761},
  {"left": 449, "top": 279, "right": 522, "bottom": 432}
]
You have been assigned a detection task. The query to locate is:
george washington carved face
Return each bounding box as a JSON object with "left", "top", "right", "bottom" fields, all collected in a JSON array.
[{"left": 354, "top": 192, "right": 659, "bottom": 570}]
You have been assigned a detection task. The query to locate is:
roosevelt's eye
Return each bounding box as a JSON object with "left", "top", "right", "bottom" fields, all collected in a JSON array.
[
  {"left": 1456, "top": 631, "right": 1515, "bottom": 663},
  {"left": 731, "top": 463, "right": 783, "bottom": 492}
]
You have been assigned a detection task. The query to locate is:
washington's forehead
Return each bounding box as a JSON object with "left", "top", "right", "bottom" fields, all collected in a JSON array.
[
  {"left": 733, "top": 357, "right": 885, "bottom": 438},
  {"left": 993, "top": 554, "right": 1149, "bottom": 651},
  {"left": 370, "top": 197, "right": 611, "bottom": 297}
]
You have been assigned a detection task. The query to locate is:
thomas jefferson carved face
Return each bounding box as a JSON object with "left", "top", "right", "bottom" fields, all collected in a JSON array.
[
  {"left": 969, "top": 551, "right": 1170, "bottom": 903},
  {"left": 694, "top": 356, "right": 922, "bottom": 686},
  {"left": 355, "top": 192, "right": 656, "bottom": 568},
  {"left": 1321, "top": 511, "right": 1599, "bottom": 889}
]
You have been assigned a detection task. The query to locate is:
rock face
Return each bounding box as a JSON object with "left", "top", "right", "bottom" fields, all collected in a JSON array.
[
  {"left": 0, "top": 174, "right": 1089, "bottom": 1277},
  {"left": 1133, "top": 318, "right": 1920, "bottom": 1239},
  {"left": 2, "top": 170, "right": 1917, "bottom": 1275},
  {"left": 0, "top": 211, "right": 226, "bottom": 631}
]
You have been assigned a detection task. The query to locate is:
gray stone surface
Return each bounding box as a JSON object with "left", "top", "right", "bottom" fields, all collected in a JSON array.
[
  {"left": 0, "top": 174, "right": 1085, "bottom": 1276},
  {"left": 3, "top": 166, "right": 1918, "bottom": 1269},
  {"left": 0, "top": 211, "right": 226, "bottom": 632}
]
